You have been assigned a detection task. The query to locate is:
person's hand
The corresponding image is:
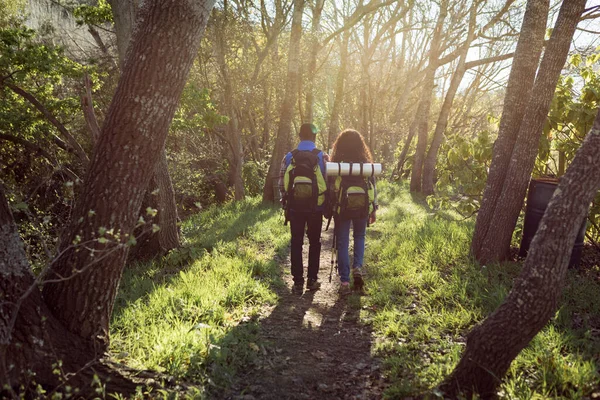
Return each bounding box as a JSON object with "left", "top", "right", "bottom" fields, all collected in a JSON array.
[
  {"left": 323, "top": 153, "right": 330, "bottom": 162},
  {"left": 369, "top": 211, "right": 376, "bottom": 225}
]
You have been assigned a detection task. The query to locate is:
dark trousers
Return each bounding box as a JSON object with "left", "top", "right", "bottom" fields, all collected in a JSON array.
[{"left": 289, "top": 211, "right": 323, "bottom": 285}]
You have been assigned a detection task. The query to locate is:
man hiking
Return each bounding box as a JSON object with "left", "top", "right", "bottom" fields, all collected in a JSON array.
[{"left": 279, "top": 123, "right": 328, "bottom": 294}]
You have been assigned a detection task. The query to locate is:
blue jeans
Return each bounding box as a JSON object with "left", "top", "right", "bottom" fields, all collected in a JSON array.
[{"left": 336, "top": 217, "right": 367, "bottom": 283}]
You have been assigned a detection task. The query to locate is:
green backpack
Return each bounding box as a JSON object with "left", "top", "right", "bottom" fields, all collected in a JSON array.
[
  {"left": 333, "top": 174, "right": 374, "bottom": 220},
  {"left": 283, "top": 149, "right": 327, "bottom": 213}
]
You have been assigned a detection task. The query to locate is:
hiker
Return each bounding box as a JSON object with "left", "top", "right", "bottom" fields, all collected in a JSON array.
[
  {"left": 329, "top": 129, "right": 377, "bottom": 295},
  {"left": 279, "top": 123, "right": 328, "bottom": 294}
]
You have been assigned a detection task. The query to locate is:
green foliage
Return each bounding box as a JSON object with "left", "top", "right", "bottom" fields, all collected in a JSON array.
[
  {"left": 73, "top": 0, "right": 113, "bottom": 26},
  {"left": 167, "top": 83, "right": 230, "bottom": 210},
  {"left": 365, "top": 182, "right": 600, "bottom": 398},
  {"left": 111, "top": 197, "right": 289, "bottom": 392},
  {"left": 428, "top": 129, "right": 493, "bottom": 217}
]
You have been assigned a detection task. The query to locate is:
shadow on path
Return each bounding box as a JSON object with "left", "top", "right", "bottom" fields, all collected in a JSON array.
[{"left": 222, "top": 231, "right": 387, "bottom": 400}]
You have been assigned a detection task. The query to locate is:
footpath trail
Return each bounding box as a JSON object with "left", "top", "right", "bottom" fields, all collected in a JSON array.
[{"left": 225, "top": 230, "right": 387, "bottom": 399}]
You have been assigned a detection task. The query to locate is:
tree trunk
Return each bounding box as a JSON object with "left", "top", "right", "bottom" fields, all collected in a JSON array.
[
  {"left": 328, "top": 31, "right": 350, "bottom": 150},
  {"left": 475, "top": 0, "right": 585, "bottom": 263},
  {"left": 262, "top": 0, "right": 305, "bottom": 203},
  {"left": 394, "top": 116, "right": 418, "bottom": 178},
  {"left": 409, "top": 0, "right": 448, "bottom": 193},
  {"left": 41, "top": 0, "right": 214, "bottom": 351},
  {"left": 471, "top": 0, "right": 550, "bottom": 260},
  {"left": 109, "top": 0, "right": 182, "bottom": 257},
  {"left": 107, "top": 0, "right": 139, "bottom": 67},
  {"left": 128, "top": 149, "right": 180, "bottom": 260},
  {"left": 421, "top": 2, "right": 477, "bottom": 195},
  {"left": 0, "top": 187, "right": 148, "bottom": 396},
  {"left": 304, "top": 0, "right": 325, "bottom": 122},
  {"left": 440, "top": 106, "right": 600, "bottom": 398},
  {"left": 215, "top": 8, "right": 245, "bottom": 200}
]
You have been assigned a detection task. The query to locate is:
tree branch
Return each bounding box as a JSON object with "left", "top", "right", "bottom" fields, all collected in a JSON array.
[{"left": 2, "top": 81, "right": 90, "bottom": 166}]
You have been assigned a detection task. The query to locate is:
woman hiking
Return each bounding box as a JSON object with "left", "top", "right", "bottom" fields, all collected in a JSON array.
[{"left": 329, "top": 129, "right": 377, "bottom": 295}]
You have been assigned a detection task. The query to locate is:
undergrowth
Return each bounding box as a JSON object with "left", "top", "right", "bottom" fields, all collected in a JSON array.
[{"left": 365, "top": 181, "right": 600, "bottom": 399}]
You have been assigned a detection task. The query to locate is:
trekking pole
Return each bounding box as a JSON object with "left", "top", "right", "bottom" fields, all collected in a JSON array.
[{"left": 329, "top": 220, "right": 336, "bottom": 283}]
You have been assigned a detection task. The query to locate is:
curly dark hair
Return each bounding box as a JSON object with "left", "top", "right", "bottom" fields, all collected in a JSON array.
[{"left": 330, "top": 129, "right": 373, "bottom": 163}]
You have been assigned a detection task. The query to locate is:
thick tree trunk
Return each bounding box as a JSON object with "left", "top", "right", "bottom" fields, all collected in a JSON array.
[
  {"left": 409, "top": 0, "right": 448, "bottom": 193},
  {"left": 421, "top": 3, "right": 477, "bottom": 195},
  {"left": 109, "top": 0, "right": 182, "bottom": 257},
  {"left": 304, "top": 0, "right": 325, "bottom": 122},
  {"left": 471, "top": 0, "right": 550, "bottom": 260},
  {"left": 440, "top": 106, "right": 600, "bottom": 398},
  {"left": 41, "top": 0, "right": 214, "bottom": 350},
  {"left": 476, "top": 0, "right": 584, "bottom": 263},
  {"left": 0, "top": 188, "right": 157, "bottom": 396},
  {"left": 328, "top": 31, "right": 350, "bottom": 150},
  {"left": 262, "top": 0, "right": 305, "bottom": 203}
]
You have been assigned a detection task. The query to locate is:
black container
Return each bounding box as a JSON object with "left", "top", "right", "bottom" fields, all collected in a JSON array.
[{"left": 518, "top": 179, "right": 587, "bottom": 268}]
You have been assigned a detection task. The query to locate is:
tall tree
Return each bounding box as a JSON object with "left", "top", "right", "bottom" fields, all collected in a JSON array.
[
  {"left": 109, "top": 0, "right": 181, "bottom": 258},
  {"left": 262, "top": 0, "right": 305, "bottom": 202},
  {"left": 471, "top": 0, "right": 550, "bottom": 259},
  {"left": 409, "top": 0, "right": 448, "bottom": 193},
  {"left": 474, "top": 0, "right": 585, "bottom": 263},
  {"left": 2, "top": 0, "right": 215, "bottom": 393},
  {"left": 214, "top": 1, "right": 245, "bottom": 200},
  {"left": 421, "top": 1, "right": 478, "bottom": 195},
  {"left": 37, "top": 0, "right": 213, "bottom": 351},
  {"left": 440, "top": 105, "right": 600, "bottom": 397}
]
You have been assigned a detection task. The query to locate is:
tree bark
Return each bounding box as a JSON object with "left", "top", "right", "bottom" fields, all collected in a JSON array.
[
  {"left": 476, "top": 0, "right": 584, "bottom": 263},
  {"left": 262, "top": 0, "right": 305, "bottom": 203},
  {"left": 41, "top": 0, "right": 214, "bottom": 350},
  {"left": 109, "top": 0, "right": 182, "bottom": 257},
  {"left": 440, "top": 106, "right": 600, "bottom": 398},
  {"left": 409, "top": 0, "right": 448, "bottom": 193},
  {"left": 471, "top": 0, "right": 550, "bottom": 260},
  {"left": 421, "top": 1, "right": 477, "bottom": 195}
]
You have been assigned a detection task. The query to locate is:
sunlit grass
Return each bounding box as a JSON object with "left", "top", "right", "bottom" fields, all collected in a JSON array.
[
  {"left": 110, "top": 198, "right": 289, "bottom": 395},
  {"left": 364, "top": 181, "right": 600, "bottom": 399}
]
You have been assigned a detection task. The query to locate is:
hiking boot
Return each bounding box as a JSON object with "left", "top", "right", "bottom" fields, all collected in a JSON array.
[
  {"left": 291, "top": 283, "right": 304, "bottom": 295},
  {"left": 339, "top": 282, "right": 351, "bottom": 296},
  {"left": 306, "top": 278, "right": 321, "bottom": 291},
  {"left": 352, "top": 268, "right": 364, "bottom": 290}
]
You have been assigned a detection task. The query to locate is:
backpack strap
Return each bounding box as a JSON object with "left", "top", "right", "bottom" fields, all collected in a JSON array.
[{"left": 311, "top": 148, "right": 321, "bottom": 155}]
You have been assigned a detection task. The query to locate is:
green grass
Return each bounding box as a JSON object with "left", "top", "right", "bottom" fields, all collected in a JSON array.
[
  {"left": 364, "top": 181, "right": 600, "bottom": 399},
  {"left": 110, "top": 197, "right": 289, "bottom": 397},
  {"left": 110, "top": 183, "right": 600, "bottom": 399}
]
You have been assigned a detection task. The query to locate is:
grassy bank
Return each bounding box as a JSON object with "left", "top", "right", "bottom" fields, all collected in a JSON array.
[
  {"left": 365, "top": 181, "right": 600, "bottom": 398},
  {"left": 110, "top": 198, "right": 289, "bottom": 397}
]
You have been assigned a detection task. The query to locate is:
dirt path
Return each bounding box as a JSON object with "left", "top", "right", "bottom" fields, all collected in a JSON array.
[{"left": 224, "top": 230, "right": 387, "bottom": 399}]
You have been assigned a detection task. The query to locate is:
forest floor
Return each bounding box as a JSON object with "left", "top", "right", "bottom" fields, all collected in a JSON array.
[
  {"left": 224, "top": 229, "right": 388, "bottom": 400},
  {"left": 110, "top": 182, "right": 600, "bottom": 399}
]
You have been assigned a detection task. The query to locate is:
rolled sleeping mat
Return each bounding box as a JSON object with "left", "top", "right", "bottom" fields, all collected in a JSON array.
[{"left": 326, "top": 162, "right": 383, "bottom": 177}]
